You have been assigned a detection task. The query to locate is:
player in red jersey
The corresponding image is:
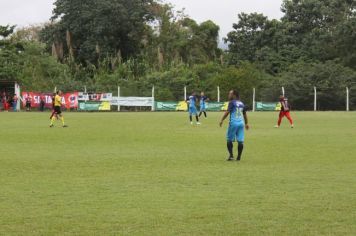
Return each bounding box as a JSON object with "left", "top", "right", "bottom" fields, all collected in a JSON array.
[{"left": 275, "top": 96, "right": 294, "bottom": 128}]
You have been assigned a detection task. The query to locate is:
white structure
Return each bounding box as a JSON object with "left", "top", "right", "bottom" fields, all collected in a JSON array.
[
  {"left": 252, "top": 88, "right": 256, "bottom": 112},
  {"left": 314, "top": 87, "right": 317, "bottom": 111},
  {"left": 184, "top": 86, "right": 187, "bottom": 101},
  {"left": 113, "top": 86, "right": 155, "bottom": 111},
  {"left": 346, "top": 87, "right": 349, "bottom": 112},
  {"left": 217, "top": 86, "right": 220, "bottom": 103}
]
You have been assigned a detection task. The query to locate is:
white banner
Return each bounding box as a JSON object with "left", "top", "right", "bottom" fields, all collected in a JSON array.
[
  {"left": 78, "top": 92, "right": 113, "bottom": 101},
  {"left": 111, "top": 97, "right": 154, "bottom": 107}
]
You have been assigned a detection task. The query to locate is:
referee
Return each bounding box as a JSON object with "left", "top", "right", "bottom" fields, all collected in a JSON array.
[{"left": 50, "top": 90, "right": 67, "bottom": 128}]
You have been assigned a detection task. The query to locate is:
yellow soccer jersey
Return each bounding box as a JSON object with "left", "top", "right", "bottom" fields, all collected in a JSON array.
[{"left": 54, "top": 95, "right": 62, "bottom": 107}]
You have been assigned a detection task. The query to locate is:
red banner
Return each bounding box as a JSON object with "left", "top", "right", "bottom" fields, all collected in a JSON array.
[
  {"left": 22, "top": 92, "right": 78, "bottom": 109},
  {"left": 63, "top": 92, "right": 79, "bottom": 109}
]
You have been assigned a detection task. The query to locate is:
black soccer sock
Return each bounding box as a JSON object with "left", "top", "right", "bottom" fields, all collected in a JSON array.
[
  {"left": 227, "top": 141, "right": 233, "bottom": 157},
  {"left": 190, "top": 116, "right": 192, "bottom": 122},
  {"left": 237, "top": 142, "right": 244, "bottom": 160},
  {"left": 196, "top": 115, "right": 199, "bottom": 122},
  {"left": 204, "top": 112, "right": 207, "bottom": 118},
  {"left": 199, "top": 112, "right": 202, "bottom": 117}
]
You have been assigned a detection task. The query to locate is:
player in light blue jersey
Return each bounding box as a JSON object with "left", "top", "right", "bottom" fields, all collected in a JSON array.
[
  {"left": 199, "top": 92, "right": 209, "bottom": 118},
  {"left": 187, "top": 92, "right": 200, "bottom": 125},
  {"left": 220, "top": 90, "right": 249, "bottom": 161}
]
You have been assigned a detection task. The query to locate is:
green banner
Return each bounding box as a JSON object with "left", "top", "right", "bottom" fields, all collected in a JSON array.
[
  {"left": 155, "top": 102, "right": 180, "bottom": 111},
  {"left": 255, "top": 102, "right": 281, "bottom": 111},
  {"left": 155, "top": 102, "right": 227, "bottom": 111},
  {"left": 206, "top": 102, "right": 226, "bottom": 111},
  {"left": 78, "top": 101, "right": 111, "bottom": 111}
]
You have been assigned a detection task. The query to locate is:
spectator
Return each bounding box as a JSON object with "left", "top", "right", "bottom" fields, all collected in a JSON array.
[
  {"left": 26, "top": 93, "right": 32, "bottom": 111},
  {"left": 40, "top": 96, "right": 45, "bottom": 112},
  {"left": 13, "top": 94, "right": 18, "bottom": 112},
  {"left": 2, "top": 92, "right": 8, "bottom": 111}
]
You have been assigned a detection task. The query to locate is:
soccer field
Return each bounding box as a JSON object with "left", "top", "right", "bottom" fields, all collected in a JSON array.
[{"left": 0, "top": 112, "right": 355, "bottom": 235}]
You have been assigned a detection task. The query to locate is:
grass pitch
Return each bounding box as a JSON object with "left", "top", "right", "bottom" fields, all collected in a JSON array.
[{"left": 0, "top": 111, "right": 355, "bottom": 235}]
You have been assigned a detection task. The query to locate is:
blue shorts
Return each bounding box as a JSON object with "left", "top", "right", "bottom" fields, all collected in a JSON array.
[
  {"left": 227, "top": 121, "right": 245, "bottom": 142},
  {"left": 189, "top": 106, "right": 197, "bottom": 115}
]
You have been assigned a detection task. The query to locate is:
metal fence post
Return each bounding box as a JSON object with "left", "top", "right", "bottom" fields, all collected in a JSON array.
[
  {"left": 118, "top": 86, "right": 121, "bottom": 112},
  {"left": 217, "top": 86, "right": 220, "bottom": 103},
  {"left": 184, "top": 86, "right": 187, "bottom": 101},
  {"left": 253, "top": 88, "right": 256, "bottom": 112},
  {"left": 152, "top": 86, "right": 155, "bottom": 111},
  {"left": 314, "top": 87, "right": 317, "bottom": 111},
  {"left": 346, "top": 87, "right": 349, "bottom": 112}
]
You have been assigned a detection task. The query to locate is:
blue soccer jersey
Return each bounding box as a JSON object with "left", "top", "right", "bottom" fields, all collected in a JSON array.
[
  {"left": 188, "top": 95, "right": 198, "bottom": 115},
  {"left": 200, "top": 96, "right": 208, "bottom": 106},
  {"left": 228, "top": 100, "right": 246, "bottom": 123},
  {"left": 188, "top": 96, "right": 196, "bottom": 108},
  {"left": 200, "top": 96, "right": 208, "bottom": 111},
  {"left": 227, "top": 100, "right": 246, "bottom": 142}
]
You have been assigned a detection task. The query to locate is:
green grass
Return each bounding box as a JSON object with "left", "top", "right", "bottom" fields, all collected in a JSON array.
[{"left": 0, "top": 112, "right": 355, "bottom": 235}]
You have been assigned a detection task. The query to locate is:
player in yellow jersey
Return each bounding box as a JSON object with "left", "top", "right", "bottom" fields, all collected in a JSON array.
[{"left": 50, "top": 90, "right": 67, "bottom": 128}]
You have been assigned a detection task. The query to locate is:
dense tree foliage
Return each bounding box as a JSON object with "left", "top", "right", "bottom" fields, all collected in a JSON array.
[
  {"left": 0, "top": 25, "right": 24, "bottom": 81},
  {"left": 1, "top": 0, "right": 355, "bottom": 110},
  {"left": 40, "top": 0, "right": 154, "bottom": 64},
  {"left": 1, "top": 25, "right": 75, "bottom": 90},
  {"left": 226, "top": 0, "right": 356, "bottom": 109}
]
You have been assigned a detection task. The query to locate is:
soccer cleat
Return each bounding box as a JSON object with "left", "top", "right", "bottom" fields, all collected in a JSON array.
[
  {"left": 236, "top": 157, "right": 241, "bottom": 161},
  {"left": 291, "top": 125, "right": 294, "bottom": 128},
  {"left": 49, "top": 124, "right": 54, "bottom": 128},
  {"left": 227, "top": 156, "right": 234, "bottom": 161},
  {"left": 190, "top": 122, "right": 193, "bottom": 125},
  {"left": 63, "top": 125, "right": 68, "bottom": 128},
  {"left": 274, "top": 125, "right": 280, "bottom": 128},
  {"left": 197, "top": 122, "right": 201, "bottom": 125}
]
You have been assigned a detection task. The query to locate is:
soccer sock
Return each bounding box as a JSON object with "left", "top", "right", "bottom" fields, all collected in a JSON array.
[
  {"left": 237, "top": 142, "right": 244, "bottom": 160},
  {"left": 196, "top": 115, "right": 199, "bottom": 122},
  {"left": 286, "top": 114, "right": 293, "bottom": 125},
  {"left": 61, "top": 117, "right": 65, "bottom": 126},
  {"left": 189, "top": 116, "right": 192, "bottom": 122},
  {"left": 50, "top": 111, "right": 55, "bottom": 119},
  {"left": 278, "top": 117, "right": 283, "bottom": 126},
  {"left": 204, "top": 112, "right": 207, "bottom": 118},
  {"left": 50, "top": 116, "right": 56, "bottom": 125},
  {"left": 227, "top": 141, "right": 233, "bottom": 157},
  {"left": 199, "top": 112, "right": 202, "bottom": 117}
]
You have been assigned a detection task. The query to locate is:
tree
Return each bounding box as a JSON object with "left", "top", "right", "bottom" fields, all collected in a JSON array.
[
  {"left": 0, "top": 25, "right": 75, "bottom": 90},
  {"left": 226, "top": 13, "right": 270, "bottom": 63},
  {"left": 0, "top": 25, "right": 23, "bottom": 81},
  {"left": 280, "top": 61, "right": 356, "bottom": 110},
  {"left": 145, "top": 4, "right": 221, "bottom": 67},
  {"left": 40, "top": 0, "right": 154, "bottom": 65}
]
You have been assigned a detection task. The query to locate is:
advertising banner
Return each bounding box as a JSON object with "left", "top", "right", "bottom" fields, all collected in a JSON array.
[
  {"left": 78, "top": 101, "right": 111, "bottom": 111},
  {"left": 155, "top": 102, "right": 180, "bottom": 111},
  {"left": 63, "top": 92, "right": 79, "bottom": 109},
  {"left": 206, "top": 102, "right": 226, "bottom": 111},
  {"left": 111, "top": 97, "right": 154, "bottom": 107},
  {"left": 176, "top": 101, "right": 188, "bottom": 111},
  {"left": 155, "top": 102, "right": 226, "bottom": 111},
  {"left": 78, "top": 93, "right": 113, "bottom": 101},
  {"left": 22, "top": 92, "right": 78, "bottom": 109},
  {"left": 255, "top": 102, "right": 281, "bottom": 111}
]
